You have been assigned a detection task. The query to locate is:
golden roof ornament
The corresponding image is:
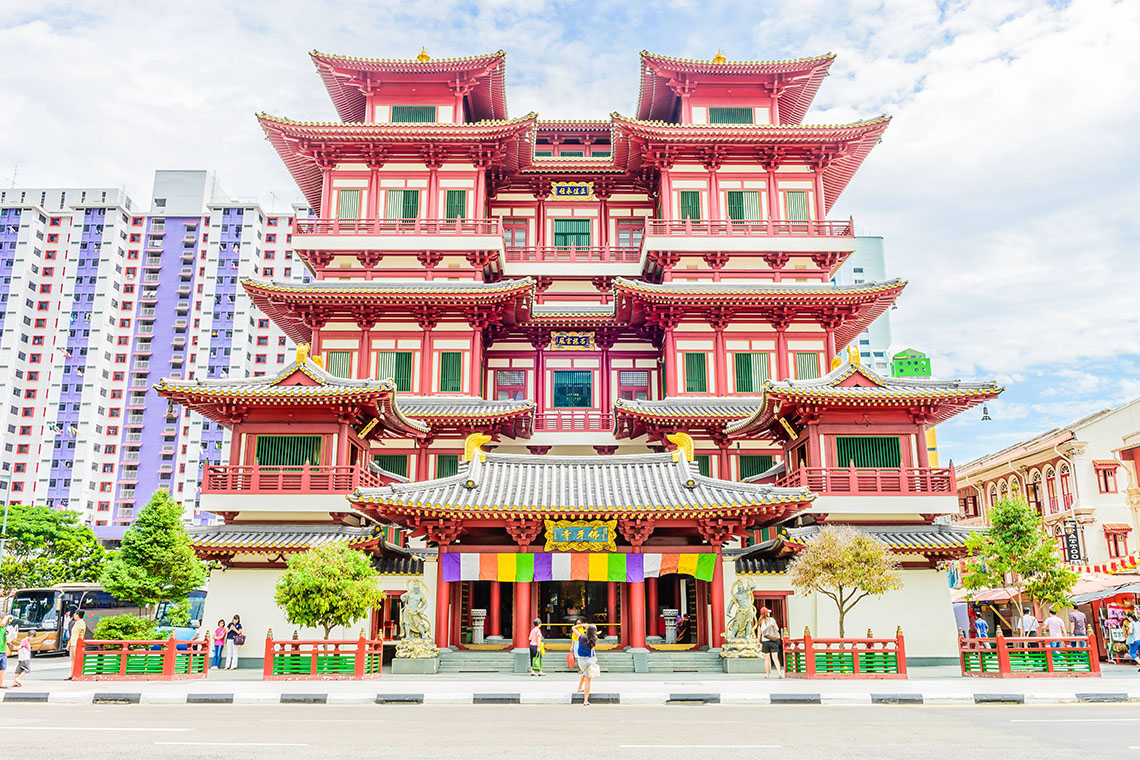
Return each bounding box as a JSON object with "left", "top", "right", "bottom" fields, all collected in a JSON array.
[
  {"left": 848, "top": 344, "right": 861, "bottom": 367},
  {"left": 666, "top": 431, "right": 695, "bottom": 462},
  {"left": 417, "top": 47, "right": 431, "bottom": 63},
  {"left": 296, "top": 343, "right": 311, "bottom": 363},
  {"left": 712, "top": 49, "right": 727, "bottom": 64}
]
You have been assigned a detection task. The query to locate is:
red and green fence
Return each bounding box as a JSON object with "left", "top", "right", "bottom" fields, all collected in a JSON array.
[
  {"left": 262, "top": 632, "right": 384, "bottom": 680},
  {"left": 959, "top": 631, "right": 1100, "bottom": 677},
  {"left": 783, "top": 629, "right": 908, "bottom": 679},
  {"left": 71, "top": 635, "right": 210, "bottom": 681}
]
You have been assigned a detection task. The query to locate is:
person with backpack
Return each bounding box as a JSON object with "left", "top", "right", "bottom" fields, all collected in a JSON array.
[{"left": 575, "top": 623, "right": 600, "bottom": 706}]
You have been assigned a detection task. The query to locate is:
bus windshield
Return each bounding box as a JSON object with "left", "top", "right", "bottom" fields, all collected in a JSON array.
[{"left": 10, "top": 591, "right": 59, "bottom": 631}]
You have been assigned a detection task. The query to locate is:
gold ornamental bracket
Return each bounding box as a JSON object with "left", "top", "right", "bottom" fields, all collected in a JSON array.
[
  {"left": 463, "top": 432, "right": 492, "bottom": 462},
  {"left": 666, "top": 431, "right": 694, "bottom": 462}
]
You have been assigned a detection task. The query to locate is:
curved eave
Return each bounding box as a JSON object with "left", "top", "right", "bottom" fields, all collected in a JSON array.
[{"left": 350, "top": 498, "right": 811, "bottom": 522}]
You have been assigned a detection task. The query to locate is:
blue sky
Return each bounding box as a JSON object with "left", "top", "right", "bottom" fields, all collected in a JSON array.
[{"left": 1, "top": 0, "right": 1137, "bottom": 464}]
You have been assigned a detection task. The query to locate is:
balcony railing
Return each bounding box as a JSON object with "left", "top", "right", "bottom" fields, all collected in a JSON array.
[
  {"left": 505, "top": 245, "right": 641, "bottom": 264},
  {"left": 644, "top": 219, "right": 855, "bottom": 238},
  {"left": 202, "top": 464, "right": 383, "bottom": 494},
  {"left": 775, "top": 466, "right": 956, "bottom": 495},
  {"left": 294, "top": 218, "right": 502, "bottom": 237},
  {"left": 533, "top": 411, "right": 614, "bottom": 432}
]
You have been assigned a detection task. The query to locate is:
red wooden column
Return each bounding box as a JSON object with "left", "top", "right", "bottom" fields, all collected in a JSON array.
[
  {"left": 489, "top": 581, "right": 502, "bottom": 638},
  {"left": 469, "top": 323, "right": 483, "bottom": 396},
  {"left": 416, "top": 312, "right": 436, "bottom": 395},
  {"left": 823, "top": 328, "right": 837, "bottom": 367},
  {"left": 628, "top": 579, "right": 647, "bottom": 649},
  {"left": 336, "top": 422, "right": 350, "bottom": 467},
  {"left": 774, "top": 323, "right": 790, "bottom": 380},
  {"left": 663, "top": 323, "right": 678, "bottom": 397},
  {"left": 915, "top": 430, "right": 931, "bottom": 469},
  {"left": 415, "top": 438, "right": 432, "bottom": 482},
  {"left": 435, "top": 554, "right": 450, "bottom": 649},
  {"left": 710, "top": 549, "right": 725, "bottom": 648},
  {"left": 646, "top": 577, "right": 659, "bottom": 637},
  {"left": 712, "top": 324, "right": 728, "bottom": 394},
  {"left": 513, "top": 581, "right": 531, "bottom": 649},
  {"left": 356, "top": 323, "right": 374, "bottom": 379}
]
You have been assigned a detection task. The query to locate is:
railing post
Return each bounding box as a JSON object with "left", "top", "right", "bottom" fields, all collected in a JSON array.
[
  {"left": 995, "top": 630, "right": 1011, "bottom": 676},
  {"left": 354, "top": 631, "right": 367, "bottom": 679},
  {"left": 72, "top": 633, "right": 85, "bottom": 680},
  {"left": 896, "top": 626, "right": 907, "bottom": 676},
  {"left": 263, "top": 629, "right": 274, "bottom": 679},
  {"left": 1088, "top": 632, "right": 1101, "bottom": 674},
  {"left": 119, "top": 640, "right": 128, "bottom": 677},
  {"left": 162, "top": 634, "right": 176, "bottom": 679},
  {"left": 301, "top": 464, "right": 311, "bottom": 493},
  {"left": 803, "top": 626, "right": 816, "bottom": 678},
  {"left": 958, "top": 632, "right": 967, "bottom": 676}
]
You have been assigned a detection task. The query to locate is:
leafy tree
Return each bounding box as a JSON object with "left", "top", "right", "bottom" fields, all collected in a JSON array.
[
  {"left": 93, "top": 614, "right": 158, "bottom": 643},
  {"left": 788, "top": 525, "right": 903, "bottom": 637},
  {"left": 274, "top": 542, "right": 385, "bottom": 638},
  {"left": 963, "top": 497, "right": 1079, "bottom": 614},
  {"left": 0, "top": 503, "right": 106, "bottom": 592},
  {"left": 100, "top": 489, "right": 206, "bottom": 606}
]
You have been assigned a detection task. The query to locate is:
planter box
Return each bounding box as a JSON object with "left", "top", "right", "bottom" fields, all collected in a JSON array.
[{"left": 392, "top": 656, "right": 440, "bottom": 674}]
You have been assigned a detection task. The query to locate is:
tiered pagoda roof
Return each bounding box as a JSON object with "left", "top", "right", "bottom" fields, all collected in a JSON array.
[
  {"left": 636, "top": 51, "right": 836, "bottom": 124},
  {"left": 190, "top": 523, "right": 426, "bottom": 572},
  {"left": 350, "top": 449, "right": 812, "bottom": 525},
  {"left": 155, "top": 356, "right": 429, "bottom": 437},
  {"left": 399, "top": 396, "right": 535, "bottom": 439},
  {"left": 727, "top": 358, "right": 1003, "bottom": 439},
  {"left": 311, "top": 49, "right": 509, "bottom": 123},
  {"left": 613, "top": 396, "right": 765, "bottom": 440}
]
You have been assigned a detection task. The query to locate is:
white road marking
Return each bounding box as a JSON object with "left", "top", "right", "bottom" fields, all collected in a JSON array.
[
  {"left": 620, "top": 745, "right": 781, "bottom": 749},
  {"left": 156, "top": 742, "right": 308, "bottom": 747},
  {"left": 0, "top": 727, "right": 192, "bottom": 732},
  {"left": 1013, "top": 718, "right": 1140, "bottom": 723},
  {"left": 260, "top": 718, "right": 385, "bottom": 723}
]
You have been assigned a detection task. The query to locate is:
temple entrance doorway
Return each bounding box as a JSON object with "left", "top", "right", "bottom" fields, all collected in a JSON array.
[{"left": 537, "top": 580, "right": 613, "bottom": 641}]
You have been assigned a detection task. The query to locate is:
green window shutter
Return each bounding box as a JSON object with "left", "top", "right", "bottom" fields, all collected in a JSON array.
[
  {"left": 726, "top": 191, "right": 745, "bottom": 221},
  {"left": 693, "top": 454, "right": 711, "bottom": 477},
  {"left": 444, "top": 190, "right": 466, "bottom": 220},
  {"left": 739, "top": 454, "right": 775, "bottom": 480},
  {"left": 390, "top": 105, "right": 437, "bottom": 123},
  {"left": 435, "top": 454, "right": 459, "bottom": 478},
  {"left": 336, "top": 190, "right": 360, "bottom": 220},
  {"left": 734, "top": 352, "right": 769, "bottom": 392},
  {"left": 786, "top": 190, "right": 809, "bottom": 221},
  {"left": 376, "top": 351, "right": 413, "bottom": 391},
  {"left": 439, "top": 352, "right": 463, "bottom": 393},
  {"left": 795, "top": 352, "right": 819, "bottom": 379},
  {"left": 552, "top": 219, "right": 591, "bottom": 247},
  {"left": 552, "top": 370, "right": 592, "bottom": 408},
  {"left": 708, "top": 106, "right": 754, "bottom": 124},
  {"left": 373, "top": 453, "right": 408, "bottom": 477},
  {"left": 679, "top": 190, "right": 701, "bottom": 220},
  {"left": 559, "top": 150, "right": 584, "bottom": 157},
  {"left": 591, "top": 150, "right": 611, "bottom": 157},
  {"left": 742, "top": 191, "right": 761, "bottom": 219},
  {"left": 256, "top": 435, "right": 322, "bottom": 466},
  {"left": 534, "top": 151, "right": 553, "bottom": 157},
  {"left": 834, "top": 436, "right": 902, "bottom": 468},
  {"left": 402, "top": 190, "right": 419, "bottom": 220},
  {"left": 684, "top": 352, "right": 708, "bottom": 393},
  {"left": 385, "top": 190, "right": 420, "bottom": 220},
  {"left": 325, "top": 350, "right": 353, "bottom": 378}
]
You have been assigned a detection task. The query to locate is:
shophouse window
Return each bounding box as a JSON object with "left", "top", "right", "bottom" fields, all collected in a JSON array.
[
  {"left": 444, "top": 190, "right": 467, "bottom": 220},
  {"left": 684, "top": 352, "right": 708, "bottom": 393},
  {"left": 738, "top": 454, "right": 775, "bottom": 480},
  {"left": 324, "top": 350, "right": 353, "bottom": 378},
  {"left": 734, "top": 352, "right": 769, "bottom": 392},
  {"left": 552, "top": 370, "right": 592, "bottom": 408},
  {"left": 708, "top": 106, "right": 754, "bottom": 124},
  {"left": 726, "top": 191, "right": 762, "bottom": 221},
  {"left": 373, "top": 453, "right": 408, "bottom": 477},
  {"left": 1107, "top": 531, "right": 1129, "bottom": 559},
  {"left": 785, "top": 190, "right": 810, "bottom": 221},
  {"left": 255, "top": 435, "right": 321, "bottom": 466},
  {"left": 385, "top": 189, "right": 420, "bottom": 220},
  {"left": 376, "top": 351, "right": 413, "bottom": 391},
  {"left": 1097, "top": 466, "right": 1119, "bottom": 493},
  {"left": 438, "top": 352, "right": 463, "bottom": 393},
  {"left": 435, "top": 454, "right": 460, "bottom": 478},
  {"left": 834, "top": 436, "right": 901, "bottom": 469},
  {"left": 617, "top": 370, "right": 649, "bottom": 401},
  {"left": 795, "top": 352, "right": 820, "bottom": 379},
  {"left": 553, "top": 219, "right": 590, "bottom": 248},
  {"left": 390, "top": 105, "right": 437, "bottom": 123},
  {"left": 495, "top": 370, "right": 527, "bottom": 400},
  {"left": 679, "top": 190, "right": 701, "bottom": 220},
  {"left": 336, "top": 190, "right": 361, "bottom": 220}
]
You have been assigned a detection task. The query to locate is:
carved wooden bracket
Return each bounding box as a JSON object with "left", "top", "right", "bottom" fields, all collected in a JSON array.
[
  {"left": 618, "top": 518, "right": 657, "bottom": 547},
  {"left": 697, "top": 517, "right": 748, "bottom": 546},
  {"left": 505, "top": 518, "right": 543, "bottom": 547},
  {"left": 422, "top": 518, "right": 465, "bottom": 546}
]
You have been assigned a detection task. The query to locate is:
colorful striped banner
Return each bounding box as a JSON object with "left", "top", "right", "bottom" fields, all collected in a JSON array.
[{"left": 440, "top": 553, "right": 717, "bottom": 583}]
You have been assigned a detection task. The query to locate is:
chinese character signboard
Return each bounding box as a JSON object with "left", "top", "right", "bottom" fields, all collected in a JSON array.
[
  {"left": 544, "top": 519, "right": 617, "bottom": 552},
  {"left": 551, "top": 181, "right": 594, "bottom": 200},
  {"left": 1062, "top": 519, "right": 1083, "bottom": 563},
  {"left": 550, "top": 331, "right": 594, "bottom": 350}
]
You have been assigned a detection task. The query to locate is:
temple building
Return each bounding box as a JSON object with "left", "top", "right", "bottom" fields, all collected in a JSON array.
[{"left": 159, "top": 47, "right": 1002, "bottom": 669}]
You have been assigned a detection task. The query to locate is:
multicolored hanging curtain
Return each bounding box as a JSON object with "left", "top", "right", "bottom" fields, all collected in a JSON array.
[{"left": 441, "top": 552, "right": 717, "bottom": 583}]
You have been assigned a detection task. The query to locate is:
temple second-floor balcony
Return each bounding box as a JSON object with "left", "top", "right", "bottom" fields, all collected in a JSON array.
[
  {"left": 202, "top": 464, "right": 384, "bottom": 495},
  {"left": 503, "top": 244, "right": 642, "bottom": 277},
  {"left": 775, "top": 466, "right": 957, "bottom": 496},
  {"left": 533, "top": 410, "right": 614, "bottom": 433},
  {"left": 642, "top": 218, "right": 857, "bottom": 255},
  {"left": 292, "top": 217, "right": 505, "bottom": 255}
]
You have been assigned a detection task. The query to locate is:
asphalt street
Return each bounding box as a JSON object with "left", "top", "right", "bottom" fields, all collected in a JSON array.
[{"left": 1, "top": 703, "right": 1138, "bottom": 759}]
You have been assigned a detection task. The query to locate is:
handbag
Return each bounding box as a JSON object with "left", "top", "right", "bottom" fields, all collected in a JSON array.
[
  {"left": 566, "top": 651, "right": 575, "bottom": 668},
  {"left": 234, "top": 634, "right": 246, "bottom": 646}
]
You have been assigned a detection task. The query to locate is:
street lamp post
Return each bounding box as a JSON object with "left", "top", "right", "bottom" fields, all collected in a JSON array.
[{"left": 0, "top": 477, "right": 12, "bottom": 565}]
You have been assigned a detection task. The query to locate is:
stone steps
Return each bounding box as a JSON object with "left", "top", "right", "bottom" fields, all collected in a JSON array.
[{"left": 437, "top": 649, "right": 723, "bottom": 674}]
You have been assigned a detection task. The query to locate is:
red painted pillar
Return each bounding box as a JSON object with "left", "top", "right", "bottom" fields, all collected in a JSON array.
[
  {"left": 336, "top": 423, "right": 350, "bottom": 467},
  {"left": 646, "top": 577, "right": 659, "bottom": 637},
  {"left": 427, "top": 168, "right": 439, "bottom": 219},
  {"left": 357, "top": 328, "right": 372, "bottom": 379},
  {"left": 489, "top": 582, "right": 502, "bottom": 638},
  {"left": 513, "top": 581, "right": 531, "bottom": 649},
  {"left": 664, "top": 327, "right": 677, "bottom": 397},
  {"left": 629, "top": 580, "right": 647, "bottom": 649},
  {"left": 824, "top": 329, "right": 836, "bottom": 368},
  {"left": 534, "top": 346, "right": 545, "bottom": 414},
  {"left": 620, "top": 583, "right": 630, "bottom": 648},
  {"left": 915, "top": 430, "right": 930, "bottom": 469},
  {"left": 713, "top": 326, "right": 727, "bottom": 394},
  {"left": 607, "top": 582, "right": 618, "bottom": 637},
  {"left": 710, "top": 550, "right": 725, "bottom": 648},
  {"left": 419, "top": 327, "right": 433, "bottom": 395},
  {"left": 435, "top": 556, "right": 450, "bottom": 649},
  {"left": 469, "top": 328, "right": 483, "bottom": 396},
  {"left": 774, "top": 327, "right": 789, "bottom": 380},
  {"left": 415, "top": 439, "right": 431, "bottom": 482},
  {"left": 717, "top": 442, "right": 731, "bottom": 480}
]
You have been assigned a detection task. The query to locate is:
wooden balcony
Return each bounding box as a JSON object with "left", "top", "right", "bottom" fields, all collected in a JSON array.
[
  {"left": 295, "top": 218, "right": 502, "bottom": 236},
  {"left": 775, "top": 466, "right": 956, "bottom": 496},
  {"left": 202, "top": 464, "right": 383, "bottom": 494},
  {"left": 292, "top": 218, "right": 505, "bottom": 255},
  {"left": 505, "top": 245, "right": 641, "bottom": 263},
  {"left": 644, "top": 219, "right": 854, "bottom": 238},
  {"left": 533, "top": 411, "right": 614, "bottom": 432}
]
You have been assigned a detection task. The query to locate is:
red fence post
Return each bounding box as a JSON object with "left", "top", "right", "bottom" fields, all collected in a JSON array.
[
  {"left": 118, "top": 641, "right": 128, "bottom": 677},
  {"left": 161, "top": 634, "right": 176, "bottom": 679},
  {"left": 1088, "top": 632, "right": 1102, "bottom": 674},
  {"left": 896, "top": 626, "right": 908, "bottom": 677},
  {"left": 71, "top": 633, "right": 85, "bottom": 679},
  {"left": 804, "top": 627, "right": 816, "bottom": 678},
  {"left": 958, "top": 632, "right": 967, "bottom": 676},
  {"left": 1044, "top": 639, "right": 1055, "bottom": 673},
  {"left": 263, "top": 629, "right": 274, "bottom": 679},
  {"left": 995, "top": 630, "right": 1011, "bottom": 676},
  {"left": 354, "top": 632, "right": 366, "bottom": 679}
]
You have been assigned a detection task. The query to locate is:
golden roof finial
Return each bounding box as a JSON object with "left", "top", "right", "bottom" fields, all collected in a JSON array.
[
  {"left": 417, "top": 47, "right": 431, "bottom": 63},
  {"left": 712, "top": 49, "right": 727, "bottom": 64}
]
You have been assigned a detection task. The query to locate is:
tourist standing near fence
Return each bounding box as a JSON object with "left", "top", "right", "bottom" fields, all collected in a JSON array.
[
  {"left": 211, "top": 620, "right": 226, "bottom": 669},
  {"left": 758, "top": 607, "right": 784, "bottom": 679},
  {"left": 224, "top": 614, "right": 244, "bottom": 670},
  {"left": 529, "top": 618, "right": 544, "bottom": 676}
]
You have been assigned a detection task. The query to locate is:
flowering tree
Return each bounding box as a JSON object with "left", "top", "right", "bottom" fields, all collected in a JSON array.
[
  {"left": 274, "top": 542, "right": 385, "bottom": 638},
  {"left": 789, "top": 525, "right": 902, "bottom": 637}
]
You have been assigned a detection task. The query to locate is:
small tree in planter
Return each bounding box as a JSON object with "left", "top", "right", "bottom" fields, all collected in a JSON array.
[
  {"left": 93, "top": 614, "right": 159, "bottom": 649},
  {"left": 274, "top": 542, "right": 385, "bottom": 639},
  {"left": 789, "top": 526, "right": 903, "bottom": 637}
]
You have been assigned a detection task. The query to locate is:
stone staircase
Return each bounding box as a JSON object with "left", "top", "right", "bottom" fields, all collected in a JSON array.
[
  {"left": 646, "top": 650, "right": 724, "bottom": 673},
  {"left": 437, "top": 648, "right": 719, "bottom": 674}
]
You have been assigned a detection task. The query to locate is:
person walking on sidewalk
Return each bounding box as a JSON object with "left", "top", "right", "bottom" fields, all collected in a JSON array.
[
  {"left": 211, "top": 619, "right": 226, "bottom": 670},
  {"left": 1126, "top": 615, "right": 1140, "bottom": 668},
  {"left": 1018, "top": 607, "right": 1039, "bottom": 647},
  {"left": 1069, "top": 608, "right": 1088, "bottom": 649},
  {"left": 0, "top": 614, "right": 12, "bottom": 689},
  {"left": 1043, "top": 609, "right": 1065, "bottom": 648},
  {"left": 575, "top": 623, "right": 600, "bottom": 706},
  {"left": 224, "top": 614, "right": 243, "bottom": 670},
  {"left": 758, "top": 607, "right": 783, "bottom": 679},
  {"left": 528, "top": 618, "right": 544, "bottom": 676},
  {"left": 12, "top": 634, "right": 31, "bottom": 687},
  {"left": 66, "top": 611, "right": 86, "bottom": 679}
]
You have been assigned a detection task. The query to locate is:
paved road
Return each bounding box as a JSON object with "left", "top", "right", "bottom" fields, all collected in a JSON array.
[{"left": 1, "top": 703, "right": 1139, "bottom": 759}]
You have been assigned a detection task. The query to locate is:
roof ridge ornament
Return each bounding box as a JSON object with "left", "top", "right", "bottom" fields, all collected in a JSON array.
[
  {"left": 666, "top": 431, "right": 695, "bottom": 462},
  {"left": 417, "top": 47, "right": 430, "bottom": 63},
  {"left": 463, "top": 432, "right": 492, "bottom": 462},
  {"left": 712, "top": 49, "right": 727, "bottom": 64}
]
